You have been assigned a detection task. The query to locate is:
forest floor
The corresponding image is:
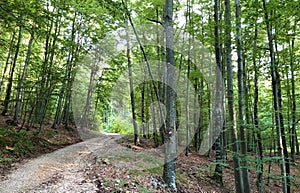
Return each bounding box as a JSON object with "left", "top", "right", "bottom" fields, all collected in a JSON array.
[
  {"left": 0, "top": 118, "right": 300, "bottom": 193},
  {"left": 91, "top": 136, "right": 300, "bottom": 193}
]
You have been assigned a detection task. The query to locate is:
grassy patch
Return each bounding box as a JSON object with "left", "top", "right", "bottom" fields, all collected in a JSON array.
[
  {"left": 97, "top": 149, "right": 164, "bottom": 171},
  {"left": 0, "top": 156, "right": 13, "bottom": 164},
  {"left": 176, "top": 170, "right": 188, "bottom": 184},
  {"left": 137, "top": 186, "right": 156, "bottom": 193},
  {"left": 129, "top": 166, "right": 163, "bottom": 176}
]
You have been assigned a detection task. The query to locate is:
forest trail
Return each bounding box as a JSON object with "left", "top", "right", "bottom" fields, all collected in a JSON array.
[{"left": 0, "top": 133, "right": 125, "bottom": 193}]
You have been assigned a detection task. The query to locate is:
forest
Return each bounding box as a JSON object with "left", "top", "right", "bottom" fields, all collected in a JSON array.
[{"left": 0, "top": 0, "right": 299, "bottom": 192}]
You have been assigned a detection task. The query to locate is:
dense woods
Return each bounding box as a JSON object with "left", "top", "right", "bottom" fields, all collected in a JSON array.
[{"left": 0, "top": 0, "right": 299, "bottom": 192}]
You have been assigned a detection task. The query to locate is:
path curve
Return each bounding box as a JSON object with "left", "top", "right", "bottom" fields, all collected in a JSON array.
[{"left": 0, "top": 133, "right": 125, "bottom": 193}]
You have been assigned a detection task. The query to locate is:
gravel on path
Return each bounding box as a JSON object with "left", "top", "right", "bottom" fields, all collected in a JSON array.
[{"left": 0, "top": 133, "right": 125, "bottom": 193}]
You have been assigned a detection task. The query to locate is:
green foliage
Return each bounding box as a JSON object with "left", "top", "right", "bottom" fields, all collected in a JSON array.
[
  {"left": 108, "top": 117, "right": 134, "bottom": 134},
  {"left": 12, "top": 130, "right": 34, "bottom": 156},
  {"left": 0, "top": 156, "right": 13, "bottom": 164},
  {"left": 0, "top": 128, "right": 34, "bottom": 159},
  {"left": 136, "top": 186, "right": 156, "bottom": 193},
  {"left": 176, "top": 171, "right": 188, "bottom": 184}
]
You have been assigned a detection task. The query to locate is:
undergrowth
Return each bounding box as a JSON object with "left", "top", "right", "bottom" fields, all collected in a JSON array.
[{"left": 0, "top": 125, "right": 80, "bottom": 165}]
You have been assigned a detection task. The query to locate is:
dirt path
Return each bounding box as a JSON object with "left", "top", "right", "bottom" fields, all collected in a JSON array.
[{"left": 0, "top": 133, "right": 125, "bottom": 193}]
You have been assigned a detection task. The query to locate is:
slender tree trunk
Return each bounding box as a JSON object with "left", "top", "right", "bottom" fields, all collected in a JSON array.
[
  {"left": 37, "top": 14, "right": 54, "bottom": 125},
  {"left": 252, "top": 9, "right": 263, "bottom": 192},
  {"left": 0, "top": 29, "right": 16, "bottom": 95},
  {"left": 267, "top": 117, "right": 275, "bottom": 186},
  {"left": 193, "top": 80, "right": 198, "bottom": 149},
  {"left": 207, "top": 51, "right": 213, "bottom": 158},
  {"left": 141, "top": 83, "right": 146, "bottom": 138},
  {"left": 185, "top": 0, "right": 191, "bottom": 156},
  {"left": 156, "top": 9, "right": 166, "bottom": 145},
  {"left": 42, "top": 9, "right": 61, "bottom": 126},
  {"left": 262, "top": 1, "right": 290, "bottom": 192},
  {"left": 225, "top": 0, "right": 244, "bottom": 192},
  {"left": 62, "top": 25, "right": 82, "bottom": 128},
  {"left": 53, "top": 85, "right": 64, "bottom": 128},
  {"left": 283, "top": 48, "right": 293, "bottom": 161},
  {"left": 81, "top": 62, "right": 97, "bottom": 127},
  {"left": 220, "top": 35, "right": 228, "bottom": 161},
  {"left": 213, "top": 0, "right": 223, "bottom": 185},
  {"left": 61, "top": 28, "right": 82, "bottom": 128},
  {"left": 244, "top": 67, "right": 251, "bottom": 152},
  {"left": 150, "top": 83, "right": 158, "bottom": 147},
  {"left": 53, "top": 12, "right": 77, "bottom": 128},
  {"left": 295, "top": 131, "right": 300, "bottom": 155},
  {"left": 198, "top": 78, "right": 204, "bottom": 151},
  {"left": 62, "top": 70, "right": 74, "bottom": 128},
  {"left": 14, "top": 31, "right": 34, "bottom": 122},
  {"left": 123, "top": 1, "right": 166, "bottom": 145},
  {"left": 235, "top": 0, "right": 250, "bottom": 191},
  {"left": 125, "top": 20, "right": 139, "bottom": 145},
  {"left": 289, "top": 23, "right": 297, "bottom": 160},
  {"left": 2, "top": 26, "right": 23, "bottom": 116}
]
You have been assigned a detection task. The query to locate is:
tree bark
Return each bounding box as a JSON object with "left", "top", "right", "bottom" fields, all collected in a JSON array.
[
  {"left": 213, "top": 0, "right": 223, "bottom": 186},
  {"left": 262, "top": 1, "right": 290, "bottom": 192},
  {"left": 53, "top": 12, "right": 77, "bottom": 128},
  {"left": 163, "top": 0, "right": 177, "bottom": 190},
  {"left": 14, "top": 30, "right": 34, "bottom": 122},
  {"left": 235, "top": 0, "right": 250, "bottom": 191},
  {"left": 2, "top": 26, "right": 23, "bottom": 116},
  {"left": 289, "top": 22, "right": 297, "bottom": 160},
  {"left": 125, "top": 20, "right": 139, "bottom": 145},
  {"left": 0, "top": 29, "right": 16, "bottom": 95},
  {"left": 252, "top": 7, "right": 263, "bottom": 191},
  {"left": 225, "top": 0, "right": 244, "bottom": 192}
]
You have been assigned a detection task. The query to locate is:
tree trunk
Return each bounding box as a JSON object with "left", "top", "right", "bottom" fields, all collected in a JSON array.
[
  {"left": 185, "top": 0, "right": 191, "bottom": 156},
  {"left": 53, "top": 12, "right": 77, "bottom": 128},
  {"left": 2, "top": 26, "right": 23, "bottom": 116},
  {"left": 212, "top": 0, "right": 223, "bottom": 185},
  {"left": 150, "top": 83, "right": 158, "bottom": 147},
  {"left": 225, "top": 0, "right": 244, "bottom": 192},
  {"left": 262, "top": 1, "right": 290, "bottom": 192},
  {"left": 235, "top": 0, "right": 250, "bottom": 191},
  {"left": 81, "top": 61, "right": 97, "bottom": 128},
  {"left": 14, "top": 30, "right": 34, "bottom": 122},
  {"left": 163, "top": 0, "right": 177, "bottom": 190},
  {"left": 141, "top": 83, "right": 146, "bottom": 138},
  {"left": 289, "top": 22, "right": 297, "bottom": 160},
  {"left": 252, "top": 7, "right": 263, "bottom": 191},
  {"left": 0, "top": 29, "right": 16, "bottom": 95},
  {"left": 37, "top": 14, "right": 54, "bottom": 125},
  {"left": 125, "top": 20, "right": 139, "bottom": 145}
]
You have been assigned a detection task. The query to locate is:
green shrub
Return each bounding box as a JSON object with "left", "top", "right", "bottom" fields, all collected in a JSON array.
[
  {"left": 109, "top": 117, "right": 134, "bottom": 134},
  {"left": 13, "top": 130, "right": 34, "bottom": 156}
]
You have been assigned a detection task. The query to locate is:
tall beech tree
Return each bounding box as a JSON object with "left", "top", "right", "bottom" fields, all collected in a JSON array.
[
  {"left": 224, "top": 0, "right": 244, "bottom": 191},
  {"left": 163, "top": 0, "right": 177, "bottom": 189},
  {"left": 262, "top": 0, "right": 291, "bottom": 192},
  {"left": 14, "top": 29, "right": 34, "bottom": 122},
  {"left": 126, "top": 19, "right": 139, "bottom": 145},
  {"left": 251, "top": 1, "right": 263, "bottom": 191},
  {"left": 235, "top": 0, "right": 251, "bottom": 191},
  {"left": 212, "top": 0, "right": 223, "bottom": 186},
  {"left": 2, "top": 25, "right": 23, "bottom": 116}
]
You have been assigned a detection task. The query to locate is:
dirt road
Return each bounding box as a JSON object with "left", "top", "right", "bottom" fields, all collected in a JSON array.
[{"left": 0, "top": 133, "right": 125, "bottom": 193}]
